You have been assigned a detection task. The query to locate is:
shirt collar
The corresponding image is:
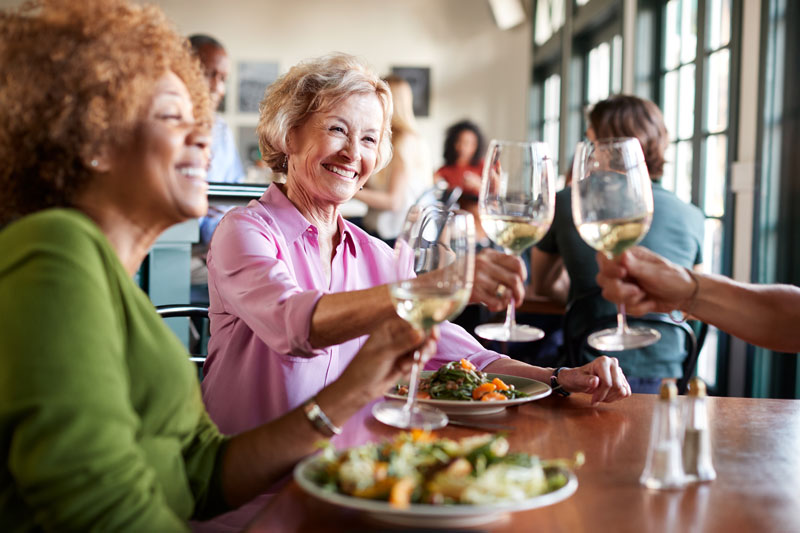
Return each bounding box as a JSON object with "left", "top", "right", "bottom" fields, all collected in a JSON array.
[{"left": 261, "top": 184, "right": 358, "bottom": 256}]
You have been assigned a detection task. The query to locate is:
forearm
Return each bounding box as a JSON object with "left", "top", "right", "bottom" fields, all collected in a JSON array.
[
  {"left": 484, "top": 358, "right": 552, "bottom": 384},
  {"left": 220, "top": 376, "right": 370, "bottom": 506},
  {"left": 309, "top": 285, "right": 397, "bottom": 348},
  {"left": 355, "top": 187, "right": 403, "bottom": 211},
  {"left": 691, "top": 274, "right": 800, "bottom": 352}
]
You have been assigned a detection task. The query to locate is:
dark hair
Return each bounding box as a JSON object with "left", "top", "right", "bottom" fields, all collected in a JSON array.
[
  {"left": 0, "top": 0, "right": 210, "bottom": 224},
  {"left": 443, "top": 120, "right": 485, "bottom": 167},
  {"left": 188, "top": 34, "right": 224, "bottom": 53},
  {"left": 588, "top": 95, "right": 668, "bottom": 180}
]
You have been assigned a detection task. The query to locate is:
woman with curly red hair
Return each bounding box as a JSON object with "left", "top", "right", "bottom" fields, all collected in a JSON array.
[{"left": 0, "top": 1, "right": 433, "bottom": 530}]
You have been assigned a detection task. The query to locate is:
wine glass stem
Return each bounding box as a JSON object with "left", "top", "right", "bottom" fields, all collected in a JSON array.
[
  {"left": 616, "top": 303, "right": 630, "bottom": 335},
  {"left": 402, "top": 349, "right": 422, "bottom": 413},
  {"left": 503, "top": 295, "right": 517, "bottom": 336}
]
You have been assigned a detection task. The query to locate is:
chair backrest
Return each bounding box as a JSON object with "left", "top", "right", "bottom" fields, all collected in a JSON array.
[
  {"left": 563, "top": 291, "right": 706, "bottom": 394},
  {"left": 155, "top": 305, "right": 208, "bottom": 379}
]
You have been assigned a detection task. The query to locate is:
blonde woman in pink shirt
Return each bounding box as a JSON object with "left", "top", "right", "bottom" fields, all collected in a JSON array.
[{"left": 201, "top": 53, "right": 631, "bottom": 437}]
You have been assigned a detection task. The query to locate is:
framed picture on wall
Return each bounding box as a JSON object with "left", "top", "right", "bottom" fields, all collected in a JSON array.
[
  {"left": 391, "top": 66, "right": 430, "bottom": 117},
  {"left": 238, "top": 61, "right": 279, "bottom": 113}
]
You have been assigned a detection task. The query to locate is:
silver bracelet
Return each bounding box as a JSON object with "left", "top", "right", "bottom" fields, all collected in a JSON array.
[{"left": 302, "top": 398, "right": 342, "bottom": 437}]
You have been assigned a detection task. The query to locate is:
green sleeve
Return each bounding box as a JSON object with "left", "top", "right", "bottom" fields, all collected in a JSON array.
[
  {"left": 0, "top": 225, "right": 188, "bottom": 531},
  {"left": 182, "top": 405, "right": 232, "bottom": 520}
]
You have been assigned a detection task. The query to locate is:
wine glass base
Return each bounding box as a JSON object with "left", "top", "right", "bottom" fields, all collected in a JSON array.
[
  {"left": 371, "top": 401, "right": 449, "bottom": 430},
  {"left": 587, "top": 327, "right": 661, "bottom": 351},
  {"left": 474, "top": 323, "right": 545, "bottom": 343}
]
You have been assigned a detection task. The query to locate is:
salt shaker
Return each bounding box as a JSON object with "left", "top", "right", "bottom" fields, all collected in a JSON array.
[
  {"left": 640, "top": 380, "right": 686, "bottom": 489},
  {"left": 682, "top": 376, "right": 717, "bottom": 482}
]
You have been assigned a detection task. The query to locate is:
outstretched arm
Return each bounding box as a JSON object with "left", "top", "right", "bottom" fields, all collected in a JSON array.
[
  {"left": 596, "top": 247, "right": 800, "bottom": 352},
  {"left": 219, "top": 320, "right": 436, "bottom": 507}
]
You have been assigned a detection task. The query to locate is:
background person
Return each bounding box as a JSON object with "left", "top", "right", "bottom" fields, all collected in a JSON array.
[
  {"left": 529, "top": 95, "right": 705, "bottom": 393},
  {"left": 0, "top": 2, "right": 434, "bottom": 530},
  {"left": 188, "top": 34, "right": 245, "bottom": 304},
  {"left": 356, "top": 74, "right": 433, "bottom": 246},
  {"left": 434, "top": 119, "right": 487, "bottom": 244},
  {"left": 596, "top": 247, "right": 800, "bottom": 353}
]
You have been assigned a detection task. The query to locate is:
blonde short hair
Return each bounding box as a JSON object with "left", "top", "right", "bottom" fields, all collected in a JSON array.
[
  {"left": 0, "top": 0, "right": 210, "bottom": 224},
  {"left": 257, "top": 53, "right": 393, "bottom": 174}
]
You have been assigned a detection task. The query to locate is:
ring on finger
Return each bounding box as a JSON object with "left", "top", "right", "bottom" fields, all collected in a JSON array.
[{"left": 495, "top": 284, "right": 507, "bottom": 298}]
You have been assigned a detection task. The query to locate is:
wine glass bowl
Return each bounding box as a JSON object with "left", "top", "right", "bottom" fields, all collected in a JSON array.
[
  {"left": 372, "top": 205, "right": 475, "bottom": 430},
  {"left": 474, "top": 140, "right": 556, "bottom": 342},
  {"left": 572, "top": 138, "right": 661, "bottom": 351}
]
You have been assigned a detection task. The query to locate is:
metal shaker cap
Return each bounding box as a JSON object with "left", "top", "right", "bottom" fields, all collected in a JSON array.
[
  {"left": 687, "top": 377, "right": 707, "bottom": 397},
  {"left": 659, "top": 379, "right": 678, "bottom": 400}
]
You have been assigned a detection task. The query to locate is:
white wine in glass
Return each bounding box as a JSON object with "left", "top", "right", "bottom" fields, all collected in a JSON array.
[
  {"left": 572, "top": 138, "right": 661, "bottom": 351},
  {"left": 372, "top": 205, "right": 475, "bottom": 429},
  {"left": 474, "top": 140, "right": 556, "bottom": 342}
]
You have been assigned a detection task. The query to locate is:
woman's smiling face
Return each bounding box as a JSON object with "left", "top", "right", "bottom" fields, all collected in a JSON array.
[
  {"left": 286, "top": 92, "right": 384, "bottom": 210},
  {"left": 106, "top": 71, "right": 211, "bottom": 225}
]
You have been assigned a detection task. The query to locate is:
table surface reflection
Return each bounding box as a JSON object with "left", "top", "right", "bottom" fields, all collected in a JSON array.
[{"left": 246, "top": 394, "right": 800, "bottom": 532}]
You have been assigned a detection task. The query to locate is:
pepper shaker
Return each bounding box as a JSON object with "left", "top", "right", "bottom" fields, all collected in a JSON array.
[
  {"left": 682, "top": 376, "right": 717, "bottom": 482},
  {"left": 640, "top": 380, "right": 686, "bottom": 489}
]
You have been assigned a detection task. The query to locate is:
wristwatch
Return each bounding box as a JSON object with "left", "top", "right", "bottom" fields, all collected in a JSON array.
[
  {"left": 550, "top": 367, "right": 571, "bottom": 397},
  {"left": 302, "top": 398, "right": 342, "bottom": 437}
]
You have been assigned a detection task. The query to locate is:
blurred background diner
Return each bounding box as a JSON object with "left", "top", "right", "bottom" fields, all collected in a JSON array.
[{"left": 0, "top": 0, "right": 796, "bottom": 397}]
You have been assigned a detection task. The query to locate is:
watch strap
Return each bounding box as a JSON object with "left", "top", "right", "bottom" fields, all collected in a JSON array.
[
  {"left": 302, "top": 398, "right": 342, "bottom": 437},
  {"left": 550, "top": 367, "right": 571, "bottom": 397}
]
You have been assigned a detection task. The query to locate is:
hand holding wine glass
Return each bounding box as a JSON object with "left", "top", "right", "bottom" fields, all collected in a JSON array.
[
  {"left": 372, "top": 204, "right": 475, "bottom": 429},
  {"left": 474, "top": 140, "right": 556, "bottom": 342},
  {"left": 572, "top": 137, "right": 661, "bottom": 351}
]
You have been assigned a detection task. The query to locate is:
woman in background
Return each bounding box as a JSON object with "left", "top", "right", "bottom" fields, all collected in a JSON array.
[
  {"left": 0, "top": 2, "right": 433, "bottom": 530},
  {"left": 530, "top": 95, "right": 705, "bottom": 393},
  {"left": 435, "top": 119, "right": 487, "bottom": 243},
  {"left": 357, "top": 74, "right": 432, "bottom": 245}
]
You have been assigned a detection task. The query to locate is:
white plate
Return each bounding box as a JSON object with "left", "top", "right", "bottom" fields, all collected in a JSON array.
[
  {"left": 294, "top": 454, "right": 578, "bottom": 528},
  {"left": 385, "top": 372, "right": 552, "bottom": 416}
]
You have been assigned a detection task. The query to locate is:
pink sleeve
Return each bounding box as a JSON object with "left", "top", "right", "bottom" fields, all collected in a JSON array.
[
  {"left": 425, "top": 321, "right": 507, "bottom": 371},
  {"left": 207, "top": 210, "right": 326, "bottom": 357}
]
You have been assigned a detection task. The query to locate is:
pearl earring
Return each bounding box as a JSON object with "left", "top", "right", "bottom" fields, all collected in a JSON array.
[{"left": 90, "top": 159, "right": 99, "bottom": 168}]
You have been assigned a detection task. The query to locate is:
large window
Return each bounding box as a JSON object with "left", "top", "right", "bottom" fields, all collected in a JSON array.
[
  {"left": 530, "top": 71, "right": 562, "bottom": 174},
  {"left": 655, "top": 0, "right": 734, "bottom": 386},
  {"left": 532, "top": 0, "right": 738, "bottom": 391}
]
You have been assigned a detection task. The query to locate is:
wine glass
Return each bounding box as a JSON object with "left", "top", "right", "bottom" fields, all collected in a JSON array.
[
  {"left": 371, "top": 205, "right": 475, "bottom": 429},
  {"left": 572, "top": 138, "right": 661, "bottom": 351},
  {"left": 474, "top": 140, "right": 556, "bottom": 342}
]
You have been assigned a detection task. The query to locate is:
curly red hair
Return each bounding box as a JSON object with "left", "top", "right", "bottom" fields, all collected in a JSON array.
[{"left": 0, "top": 0, "right": 211, "bottom": 223}]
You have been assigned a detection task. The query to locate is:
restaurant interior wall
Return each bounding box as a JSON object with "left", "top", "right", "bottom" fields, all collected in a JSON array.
[{"left": 116, "top": 0, "right": 532, "bottom": 176}]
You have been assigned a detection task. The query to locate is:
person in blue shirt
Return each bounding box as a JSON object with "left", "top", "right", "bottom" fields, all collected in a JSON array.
[
  {"left": 189, "top": 35, "right": 245, "bottom": 302},
  {"left": 530, "top": 95, "right": 705, "bottom": 393}
]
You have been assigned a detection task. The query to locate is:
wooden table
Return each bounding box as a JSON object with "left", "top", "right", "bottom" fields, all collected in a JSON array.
[{"left": 246, "top": 394, "right": 800, "bottom": 532}]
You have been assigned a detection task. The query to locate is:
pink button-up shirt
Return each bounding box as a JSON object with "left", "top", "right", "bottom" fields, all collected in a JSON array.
[{"left": 202, "top": 185, "right": 505, "bottom": 434}]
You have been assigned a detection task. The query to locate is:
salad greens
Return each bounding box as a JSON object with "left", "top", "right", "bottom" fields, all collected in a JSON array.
[
  {"left": 396, "top": 359, "right": 530, "bottom": 401},
  {"left": 310, "top": 431, "right": 572, "bottom": 508}
]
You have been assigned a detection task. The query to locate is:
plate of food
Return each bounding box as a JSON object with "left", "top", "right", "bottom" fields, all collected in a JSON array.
[
  {"left": 384, "top": 359, "right": 551, "bottom": 416},
  {"left": 294, "top": 431, "right": 579, "bottom": 528}
]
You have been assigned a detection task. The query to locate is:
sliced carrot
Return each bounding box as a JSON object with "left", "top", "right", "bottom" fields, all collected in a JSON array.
[
  {"left": 472, "top": 382, "right": 497, "bottom": 400},
  {"left": 389, "top": 477, "right": 415, "bottom": 509},
  {"left": 481, "top": 391, "right": 507, "bottom": 402},
  {"left": 416, "top": 391, "right": 431, "bottom": 400},
  {"left": 459, "top": 358, "right": 476, "bottom": 371},
  {"left": 492, "top": 377, "right": 510, "bottom": 391},
  {"left": 410, "top": 428, "right": 435, "bottom": 442}
]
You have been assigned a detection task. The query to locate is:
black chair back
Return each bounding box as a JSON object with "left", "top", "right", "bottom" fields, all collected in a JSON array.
[
  {"left": 156, "top": 305, "right": 208, "bottom": 379},
  {"left": 563, "top": 291, "right": 706, "bottom": 394}
]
